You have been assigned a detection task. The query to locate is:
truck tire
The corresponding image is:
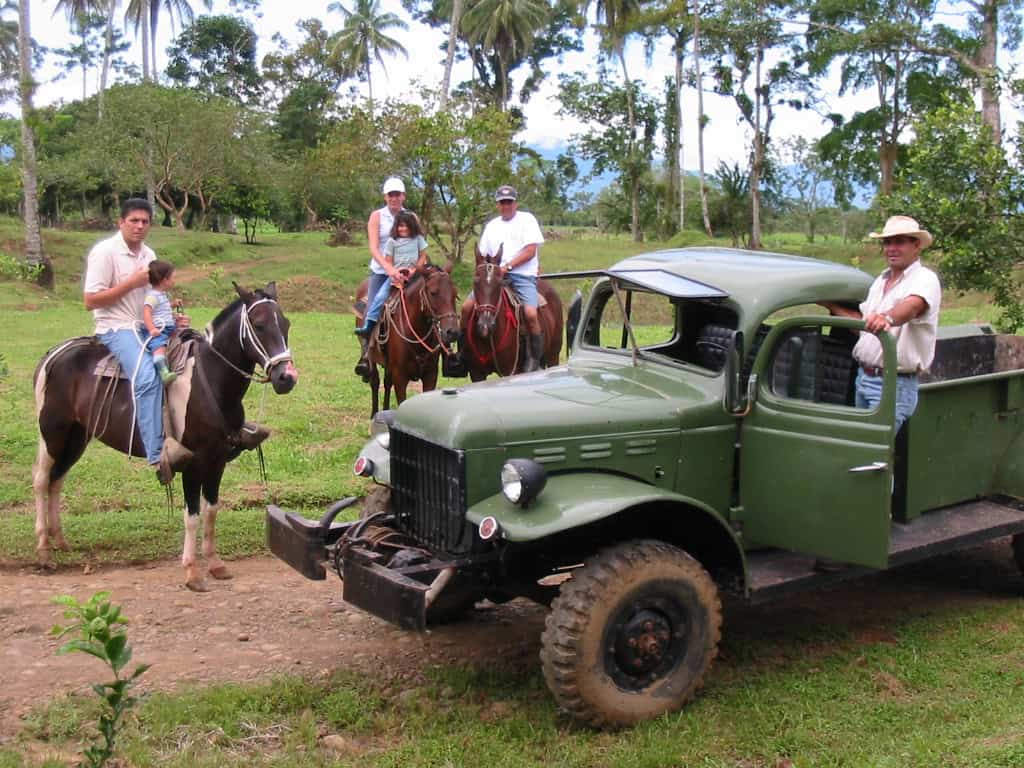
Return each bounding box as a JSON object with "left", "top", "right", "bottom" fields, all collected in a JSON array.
[
  {"left": 540, "top": 540, "right": 721, "bottom": 729},
  {"left": 1013, "top": 534, "right": 1024, "bottom": 575}
]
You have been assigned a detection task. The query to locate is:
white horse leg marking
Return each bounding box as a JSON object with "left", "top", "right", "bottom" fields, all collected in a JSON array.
[
  {"left": 203, "top": 495, "right": 231, "bottom": 580},
  {"left": 182, "top": 507, "right": 208, "bottom": 592},
  {"left": 32, "top": 440, "right": 55, "bottom": 565},
  {"left": 48, "top": 476, "right": 68, "bottom": 550}
]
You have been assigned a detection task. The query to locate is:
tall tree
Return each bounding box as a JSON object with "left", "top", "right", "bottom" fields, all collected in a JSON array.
[
  {"left": 328, "top": 0, "right": 408, "bottom": 114},
  {"left": 17, "top": 0, "right": 52, "bottom": 287},
  {"left": 123, "top": 0, "right": 211, "bottom": 80},
  {"left": 461, "top": 0, "right": 549, "bottom": 108},
  {"left": 693, "top": 0, "right": 711, "bottom": 235},
  {"left": 166, "top": 15, "right": 261, "bottom": 103},
  {"left": 706, "top": 0, "right": 808, "bottom": 249},
  {"left": 559, "top": 69, "right": 658, "bottom": 242}
]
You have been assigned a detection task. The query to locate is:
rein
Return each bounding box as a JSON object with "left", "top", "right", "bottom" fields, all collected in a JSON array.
[
  {"left": 389, "top": 273, "right": 457, "bottom": 355},
  {"left": 467, "top": 282, "right": 520, "bottom": 376}
]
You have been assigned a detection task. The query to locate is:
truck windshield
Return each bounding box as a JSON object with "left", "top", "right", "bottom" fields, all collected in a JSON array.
[{"left": 580, "top": 282, "right": 738, "bottom": 372}]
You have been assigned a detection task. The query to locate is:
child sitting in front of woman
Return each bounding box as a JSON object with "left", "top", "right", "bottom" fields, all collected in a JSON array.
[
  {"left": 139, "top": 259, "right": 179, "bottom": 385},
  {"left": 356, "top": 210, "right": 428, "bottom": 338}
]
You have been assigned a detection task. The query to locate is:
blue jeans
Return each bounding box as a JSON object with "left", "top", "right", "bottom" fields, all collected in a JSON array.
[
  {"left": 364, "top": 277, "right": 392, "bottom": 325},
  {"left": 98, "top": 329, "right": 164, "bottom": 463},
  {"left": 364, "top": 272, "right": 389, "bottom": 325},
  {"left": 855, "top": 368, "right": 919, "bottom": 432},
  {"left": 139, "top": 324, "right": 174, "bottom": 354}
]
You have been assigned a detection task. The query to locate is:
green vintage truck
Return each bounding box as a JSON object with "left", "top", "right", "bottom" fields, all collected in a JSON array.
[{"left": 268, "top": 247, "right": 1024, "bottom": 728}]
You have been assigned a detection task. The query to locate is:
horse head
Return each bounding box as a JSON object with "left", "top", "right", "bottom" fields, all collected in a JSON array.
[
  {"left": 232, "top": 281, "right": 298, "bottom": 394},
  {"left": 416, "top": 265, "right": 461, "bottom": 348},
  {"left": 472, "top": 244, "right": 506, "bottom": 340}
]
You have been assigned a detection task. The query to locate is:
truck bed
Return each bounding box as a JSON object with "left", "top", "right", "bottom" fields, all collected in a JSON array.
[{"left": 746, "top": 496, "right": 1024, "bottom": 603}]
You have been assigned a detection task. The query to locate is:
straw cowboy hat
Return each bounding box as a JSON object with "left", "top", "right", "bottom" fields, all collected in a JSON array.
[{"left": 868, "top": 215, "right": 933, "bottom": 249}]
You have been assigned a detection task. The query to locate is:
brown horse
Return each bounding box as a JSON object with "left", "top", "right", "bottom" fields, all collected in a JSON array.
[
  {"left": 33, "top": 283, "right": 298, "bottom": 591},
  {"left": 354, "top": 264, "right": 460, "bottom": 416},
  {"left": 462, "top": 248, "right": 563, "bottom": 381}
]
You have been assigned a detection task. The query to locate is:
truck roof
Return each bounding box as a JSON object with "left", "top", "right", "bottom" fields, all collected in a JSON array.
[{"left": 609, "top": 247, "right": 874, "bottom": 319}]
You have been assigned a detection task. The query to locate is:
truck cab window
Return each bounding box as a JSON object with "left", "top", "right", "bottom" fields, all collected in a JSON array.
[{"left": 767, "top": 324, "right": 860, "bottom": 407}]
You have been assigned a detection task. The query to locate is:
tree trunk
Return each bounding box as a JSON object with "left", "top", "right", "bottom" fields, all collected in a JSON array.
[
  {"left": 977, "top": 0, "right": 1000, "bottom": 139},
  {"left": 693, "top": 0, "right": 712, "bottom": 237},
  {"left": 17, "top": 0, "right": 52, "bottom": 288},
  {"left": 749, "top": 44, "right": 763, "bottom": 250},
  {"left": 141, "top": 3, "right": 151, "bottom": 81},
  {"left": 98, "top": 0, "right": 116, "bottom": 120},
  {"left": 617, "top": 46, "right": 641, "bottom": 242},
  {"left": 366, "top": 61, "right": 374, "bottom": 115},
  {"left": 879, "top": 139, "right": 897, "bottom": 195},
  {"left": 675, "top": 36, "right": 684, "bottom": 232},
  {"left": 440, "top": 0, "right": 463, "bottom": 110}
]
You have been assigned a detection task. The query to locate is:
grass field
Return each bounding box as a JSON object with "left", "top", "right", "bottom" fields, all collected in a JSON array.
[{"left": 0, "top": 219, "right": 1020, "bottom": 767}]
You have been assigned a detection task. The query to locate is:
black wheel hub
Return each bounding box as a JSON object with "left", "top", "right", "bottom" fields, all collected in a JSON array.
[{"left": 605, "top": 594, "right": 689, "bottom": 690}]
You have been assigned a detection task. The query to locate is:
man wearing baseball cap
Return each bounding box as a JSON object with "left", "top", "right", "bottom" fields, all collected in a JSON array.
[
  {"left": 464, "top": 184, "right": 546, "bottom": 372},
  {"left": 355, "top": 176, "right": 413, "bottom": 379},
  {"left": 823, "top": 215, "right": 942, "bottom": 429}
]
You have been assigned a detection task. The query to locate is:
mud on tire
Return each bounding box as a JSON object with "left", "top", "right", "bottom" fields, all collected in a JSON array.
[{"left": 540, "top": 540, "right": 722, "bottom": 729}]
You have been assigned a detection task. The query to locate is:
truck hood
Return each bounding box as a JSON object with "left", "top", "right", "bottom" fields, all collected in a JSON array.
[{"left": 392, "top": 357, "right": 720, "bottom": 449}]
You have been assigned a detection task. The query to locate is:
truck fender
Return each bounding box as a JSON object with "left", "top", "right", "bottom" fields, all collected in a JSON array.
[{"left": 467, "top": 472, "right": 747, "bottom": 585}]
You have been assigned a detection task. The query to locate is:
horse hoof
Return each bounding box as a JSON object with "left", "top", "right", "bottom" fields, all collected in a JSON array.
[
  {"left": 209, "top": 565, "right": 233, "bottom": 580},
  {"left": 186, "top": 579, "right": 210, "bottom": 593}
]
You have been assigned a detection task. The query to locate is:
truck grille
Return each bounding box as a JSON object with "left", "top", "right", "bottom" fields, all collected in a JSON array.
[{"left": 390, "top": 428, "right": 471, "bottom": 553}]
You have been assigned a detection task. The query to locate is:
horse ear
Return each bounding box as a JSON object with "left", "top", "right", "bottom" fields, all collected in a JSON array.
[
  {"left": 263, "top": 282, "right": 278, "bottom": 300},
  {"left": 233, "top": 281, "right": 254, "bottom": 303},
  {"left": 494, "top": 244, "right": 503, "bottom": 264}
]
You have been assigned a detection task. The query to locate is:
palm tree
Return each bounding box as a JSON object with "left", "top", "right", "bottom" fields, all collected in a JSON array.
[
  {"left": 124, "top": 0, "right": 210, "bottom": 80},
  {"left": 17, "top": 0, "right": 52, "bottom": 288},
  {"left": 328, "top": 0, "right": 408, "bottom": 114},
  {"left": 440, "top": 0, "right": 463, "bottom": 109},
  {"left": 461, "top": 0, "right": 549, "bottom": 108}
]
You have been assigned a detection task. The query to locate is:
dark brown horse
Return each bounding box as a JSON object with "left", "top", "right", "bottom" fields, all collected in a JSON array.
[
  {"left": 354, "top": 264, "right": 460, "bottom": 416},
  {"left": 33, "top": 283, "right": 298, "bottom": 591},
  {"left": 462, "top": 248, "right": 563, "bottom": 381}
]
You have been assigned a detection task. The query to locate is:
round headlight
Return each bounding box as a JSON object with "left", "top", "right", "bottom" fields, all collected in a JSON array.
[{"left": 500, "top": 459, "right": 547, "bottom": 508}]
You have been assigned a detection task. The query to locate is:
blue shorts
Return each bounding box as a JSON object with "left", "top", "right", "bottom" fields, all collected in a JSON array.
[{"left": 505, "top": 273, "right": 538, "bottom": 307}]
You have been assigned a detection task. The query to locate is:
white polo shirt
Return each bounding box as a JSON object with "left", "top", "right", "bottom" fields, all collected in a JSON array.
[
  {"left": 478, "top": 210, "right": 544, "bottom": 277},
  {"left": 852, "top": 259, "right": 942, "bottom": 373},
  {"left": 83, "top": 231, "right": 156, "bottom": 333}
]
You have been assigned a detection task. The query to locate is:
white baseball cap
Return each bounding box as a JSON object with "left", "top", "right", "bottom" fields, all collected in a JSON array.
[{"left": 382, "top": 177, "right": 406, "bottom": 195}]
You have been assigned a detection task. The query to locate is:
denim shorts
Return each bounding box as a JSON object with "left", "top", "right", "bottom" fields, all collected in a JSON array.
[
  {"left": 854, "top": 368, "right": 919, "bottom": 431},
  {"left": 505, "top": 272, "right": 538, "bottom": 307}
]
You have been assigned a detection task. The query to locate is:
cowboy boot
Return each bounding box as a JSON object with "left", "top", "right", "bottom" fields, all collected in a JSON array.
[
  {"left": 156, "top": 436, "right": 194, "bottom": 485},
  {"left": 443, "top": 334, "right": 467, "bottom": 377},
  {"left": 237, "top": 421, "right": 271, "bottom": 450},
  {"left": 521, "top": 333, "right": 543, "bottom": 373},
  {"left": 354, "top": 335, "right": 372, "bottom": 381}
]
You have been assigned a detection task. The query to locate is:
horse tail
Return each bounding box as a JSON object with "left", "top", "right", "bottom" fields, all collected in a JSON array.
[{"left": 33, "top": 339, "right": 80, "bottom": 417}]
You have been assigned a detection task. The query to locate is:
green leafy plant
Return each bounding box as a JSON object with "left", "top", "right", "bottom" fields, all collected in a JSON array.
[
  {"left": 50, "top": 592, "right": 151, "bottom": 768},
  {"left": 0, "top": 351, "right": 8, "bottom": 379},
  {"left": 0, "top": 252, "right": 43, "bottom": 282}
]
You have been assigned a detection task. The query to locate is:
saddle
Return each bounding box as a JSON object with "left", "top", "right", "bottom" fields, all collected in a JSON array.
[
  {"left": 498, "top": 283, "right": 549, "bottom": 336},
  {"left": 90, "top": 331, "right": 196, "bottom": 379}
]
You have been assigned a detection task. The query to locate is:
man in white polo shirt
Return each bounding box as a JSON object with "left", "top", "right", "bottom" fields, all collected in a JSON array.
[
  {"left": 83, "top": 199, "right": 192, "bottom": 483},
  {"left": 825, "top": 215, "right": 942, "bottom": 430}
]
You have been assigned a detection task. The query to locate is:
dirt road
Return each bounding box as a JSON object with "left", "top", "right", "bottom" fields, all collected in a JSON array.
[{"left": 1, "top": 542, "right": 1020, "bottom": 741}]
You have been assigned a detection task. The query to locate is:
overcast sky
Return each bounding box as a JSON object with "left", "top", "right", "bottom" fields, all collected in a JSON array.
[{"left": 22, "top": 0, "right": 1017, "bottom": 175}]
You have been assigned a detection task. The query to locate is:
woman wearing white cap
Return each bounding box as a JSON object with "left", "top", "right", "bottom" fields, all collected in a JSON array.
[{"left": 355, "top": 177, "right": 412, "bottom": 379}]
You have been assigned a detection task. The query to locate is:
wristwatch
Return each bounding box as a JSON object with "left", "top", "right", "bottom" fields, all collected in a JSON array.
[{"left": 883, "top": 313, "right": 896, "bottom": 326}]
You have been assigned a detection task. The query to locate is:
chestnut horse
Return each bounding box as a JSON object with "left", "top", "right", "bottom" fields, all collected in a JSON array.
[
  {"left": 462, "top": 247, "right": 563, "bottom": 381},
  {"left": 33, "top": 283, "right": 298, "bottom": 591},
  {"left": 354, "top": 264, "right": 460, "bottom": 416}
]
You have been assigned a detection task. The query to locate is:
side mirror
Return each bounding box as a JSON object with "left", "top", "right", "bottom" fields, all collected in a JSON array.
[{"left": 723, "top": 330, "right": 745, "bottom": 414}]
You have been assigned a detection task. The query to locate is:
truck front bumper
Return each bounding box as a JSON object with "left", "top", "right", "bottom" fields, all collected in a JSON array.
[{"left": 266, "top": 503, "right": 487, "bottom": 632}]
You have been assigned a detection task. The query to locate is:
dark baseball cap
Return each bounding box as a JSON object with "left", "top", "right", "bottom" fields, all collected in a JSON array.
[{"left": 494, "top": 185, "right": 518, "bottom": 201}]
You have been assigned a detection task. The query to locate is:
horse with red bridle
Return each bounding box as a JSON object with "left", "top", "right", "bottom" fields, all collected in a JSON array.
[
  {"left": 33, "top": 283, "right": 298, "bottom": 591},
  {"left": 354, "top": 263, "right": 461, "bottom": 416},
  {"left": 462, "top": 246, "right": 564, "bottom": 381}
]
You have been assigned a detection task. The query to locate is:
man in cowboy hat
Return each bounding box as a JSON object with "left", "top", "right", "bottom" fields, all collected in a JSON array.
[{"left": 823, "top": 215, "right": 941, "bottom": 430}]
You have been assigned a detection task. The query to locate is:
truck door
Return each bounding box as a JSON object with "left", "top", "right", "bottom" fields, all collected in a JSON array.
[{"left": 738, "top": 317, "right": 895, "bottom": 569}]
